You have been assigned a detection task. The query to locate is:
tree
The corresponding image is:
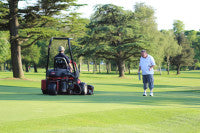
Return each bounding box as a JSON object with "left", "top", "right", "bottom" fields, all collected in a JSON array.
[
  {"left": 22, "top": 44, "right": 41, "bottom": 72},
  {"left": 172, "top": 33, "right": 194, "bottom": 74},
  {"left": 148, "top": 31, "right": 165, "bottom": 75},
  {"left": 0, "top": 31, "right": 10, "bottom": 70},
  {"left": 173, "top": 20, "right": 184, "bottom": 36},
  {"left": 8, "top": 0, "right": 24, "bottom": 78},
  {"left": 84, "top": 4, "right": 157, "bottom": 77},
  {"left": 0, "top": 0, "right": 79, "bottom": 78},
  {"left": 172, "top": 20, "right": 195, "bottom": 74},
  {"left": 161, "top": 30, "right": 181, "bottom": 74},
  {"left": 0, "top": 1, "right": 9, "bottom": 30},
  {"left": 185, "top": 30, "right": 200, "bottom": 64}
]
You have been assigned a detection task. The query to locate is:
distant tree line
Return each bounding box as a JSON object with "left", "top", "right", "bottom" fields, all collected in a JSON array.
[{"left": 0, "top": 1, "right": 199, "bottom": 77}]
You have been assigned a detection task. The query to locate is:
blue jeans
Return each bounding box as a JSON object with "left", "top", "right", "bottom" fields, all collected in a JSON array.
[{"left": 142, "top": 74, "right": 154, "bottom": 91}]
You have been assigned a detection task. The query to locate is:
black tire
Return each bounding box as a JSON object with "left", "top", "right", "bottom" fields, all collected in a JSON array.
[
  {"left": 48, "top": 83, "right": 57, "bottom": 95},
  {"left": 42, "top": 90, "right": 48, "bottom": 94},
  {"left": 87, "top": 85, "right": 94, "bottom": 95},
  {"left": 88, "top": 89, "right": 93, "bottom": 95},
  {"left": 80, "top": 82, "right": 87, "bottom": 95},
  {"left": 67, "top": 89, "right": 73, "bottom": 95}
]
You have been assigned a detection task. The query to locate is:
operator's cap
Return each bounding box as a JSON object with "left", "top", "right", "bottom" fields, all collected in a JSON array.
[
  {"left": 141, "top": 50, "right": 146, "bottom": 53},
  {"left": 58, "top": 46, "right": 65, "bottom": 52}
]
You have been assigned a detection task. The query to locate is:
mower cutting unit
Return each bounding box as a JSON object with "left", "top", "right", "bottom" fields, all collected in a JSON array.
[{"left": 41, "top": 37, "right": 94, "bottom": 95}]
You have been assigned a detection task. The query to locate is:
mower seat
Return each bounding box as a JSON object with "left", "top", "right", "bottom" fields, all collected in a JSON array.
[{"left": 54, "top": 57, "right": 69, "bottom": 69}]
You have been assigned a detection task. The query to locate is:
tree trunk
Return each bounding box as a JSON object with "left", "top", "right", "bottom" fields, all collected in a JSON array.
[
  {"left": 95, "top": 61, "right": 97, "bottom": 72},
  {"left": 167, "top": 63, "right": 170, "bottom": 75},
  {"left": 87, "top": 60, "right": 90, "bottom": 72},
  {"left": 34, "top": 63, "right": 38, "bottom": 73},
  {"left": 109, "top": 62, "right": 111, "bottom": 73},
  {"left": 78, "top": 57, "right": 82, "bottom": 72},
  {"left": 167, "top": 56, "right": 170, "bottom": 75},
  {"left": 8, "top": 62, "right": 12, "bottom": 71},
  {"left": 117, "top": 60, "right": 125, "bottom": 77},
  {"left": 106, "top": 61, "right": 110, "bottom": 74},
  {"left": 25, "top": 63, "right": 29, "bottom": 72},
  {"left": 9, "top": 0, "right": 24, "bottom": 78},
  {"left": 93, "top": 60, "right": 95, "bottom": 73},
  {"left": 4, "top": 62, "right": 6, "bottom": 71},
  {"left": 7, "top": 62, "right": 10, "bottom": 71},
  {"left": 159, "top": 64, "right": 162, "bottom": 75},
  {"left": 177, "top": 64, "right": 181, "bottom": 75},
  {"left": 0, "top": 64, "right": 3, "bottom": 71},
  {"left": 124, "top": 63, "right": 127, "bottom": 72},
  {"left": 128, "top": 63, "right": 130, "bottom": 74},
  {"left": 99, "top": 62, "right": 101, "bottom": 73},
  {"left": 115, "top": 64, "right": 118, "bottom": 74}
]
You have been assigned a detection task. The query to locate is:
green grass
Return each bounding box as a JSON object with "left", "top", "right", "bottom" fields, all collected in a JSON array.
[{"left": 0, "top": 70, "right": 200, "bottom": 133}]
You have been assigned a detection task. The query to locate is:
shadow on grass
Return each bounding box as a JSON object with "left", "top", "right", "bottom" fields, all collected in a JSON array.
[
  {"left": 182, "top": 71, "right": 200, "bottom": 74},
  {"left": 175, "top": 77, "right": 200, "bottom": 79},
  {"left": 95, "top": 83, "right": 187, "bottom": 88},
  {"left": 0, "top": 85, "right": 199, "bottom": 107}
]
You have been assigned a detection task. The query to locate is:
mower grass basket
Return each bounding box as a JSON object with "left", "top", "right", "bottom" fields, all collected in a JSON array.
[{"left": 41, "top": 37, "right": 94, "bottom": 95}]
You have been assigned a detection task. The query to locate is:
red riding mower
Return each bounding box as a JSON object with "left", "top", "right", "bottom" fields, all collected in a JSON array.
[{"left": 41, "top": 37, "right": 94, "bottom": 95}]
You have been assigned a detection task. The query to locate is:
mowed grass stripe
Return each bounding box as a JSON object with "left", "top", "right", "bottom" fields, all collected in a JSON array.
[{"left": 0, "top": 108, "right": 199, "bottom": 133}]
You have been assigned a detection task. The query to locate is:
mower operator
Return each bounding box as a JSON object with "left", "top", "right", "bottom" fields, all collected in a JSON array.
[
  {"left": 138, "top": 50, "right": 156, "bottom": 96},
  {"left": 55, "top": 46, "right": 72, "bottom": 71}
]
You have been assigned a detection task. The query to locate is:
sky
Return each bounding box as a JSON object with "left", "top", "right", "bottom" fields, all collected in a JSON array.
[
  {"left": 76, "top": 0, "right": 200, "bottom": 31},
  {"left": 18, "top": 0, "right": 200, "bottom": 31}
]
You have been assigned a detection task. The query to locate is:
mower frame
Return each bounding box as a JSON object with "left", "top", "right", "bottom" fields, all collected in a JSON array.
[{"left": 46, "top": 37, "right": 76, "bottom": 78}]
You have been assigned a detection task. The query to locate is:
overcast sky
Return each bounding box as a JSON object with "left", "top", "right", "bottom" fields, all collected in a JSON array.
[
  {"left": 77, "top": 0, "right": 200, "bottom": 31},
  {"left": 19, "top": 0, "right": 200, "bottom": 31}
]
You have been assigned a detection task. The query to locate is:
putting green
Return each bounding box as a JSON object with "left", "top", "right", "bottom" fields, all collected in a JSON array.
[{"left": 0, "top": 71, "right": 199, "bottom": 133}]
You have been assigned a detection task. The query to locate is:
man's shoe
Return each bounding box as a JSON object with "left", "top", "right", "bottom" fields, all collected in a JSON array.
[
  {"left": 150, "top": 92, "right": 153, "bottom": 96},
  {"left": 143, "top": 93, "right": 147, "bottom": 96}
]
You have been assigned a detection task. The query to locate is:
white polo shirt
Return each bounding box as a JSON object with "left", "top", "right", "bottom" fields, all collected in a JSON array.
[{"left": 139, "top": 54, "right": 156, "bottom": 75}]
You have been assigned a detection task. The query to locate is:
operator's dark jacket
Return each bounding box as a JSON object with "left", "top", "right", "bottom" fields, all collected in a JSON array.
[{"left": 55, "top": 53, "right": 70, "bottom": 64}]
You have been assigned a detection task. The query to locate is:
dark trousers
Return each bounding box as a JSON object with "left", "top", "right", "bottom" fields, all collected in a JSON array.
[{"left": 142, "top": 74, "right": 154, "bottom": 91}]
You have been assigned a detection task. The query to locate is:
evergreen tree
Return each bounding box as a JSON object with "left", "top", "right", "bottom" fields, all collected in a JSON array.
[
  {"left": 185, "top": 30, "right": 200, "bottom": 67},
  {"left": 161, "top": 30, "right": 181, "bottom": 74},
  {"left": 0, "top": 0, "right": 80, "bottom": 78},
  {"left": 172, "top": 20, "right": 195, "bottom": 74},
  {"left": 84, "top": 4, "right": 158, "bottom": 77},
  {"left": 0, "top": 31, "right": 10, "bottom": 65},
  {"left": 172, "top": 33, "right": 195, "bottom": 74},
  {"left": 22, "top": 44, "right": 41, "bottom": 72}
]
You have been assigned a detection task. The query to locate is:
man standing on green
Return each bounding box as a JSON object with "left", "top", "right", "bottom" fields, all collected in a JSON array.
[{"left": 138, "top": 50, "right": 156, "bottom": 96}]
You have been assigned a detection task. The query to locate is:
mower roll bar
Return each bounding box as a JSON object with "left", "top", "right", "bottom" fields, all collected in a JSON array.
[{"left": 46, "top": 37, "right": 77, "bottom": 78}]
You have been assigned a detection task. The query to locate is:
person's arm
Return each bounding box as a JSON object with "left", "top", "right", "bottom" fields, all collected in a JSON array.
[
  {"left": 69, "top": 63, "right": 73, "bottom": 72},
  {"left": 149, "top": 65, "right": 155, "bottom": 71},
  {"left": 138, "top": 58, "right": 141, "bottom": 73},
  {"left": 138, "top": 66, "right": 141, "bottom": 73},
  {"left": 149, "top": 56, "right": 156, "bottom": 71},
  {"left": 64, "top": 55, "right": 73, "bottom": 72},
  {"left": 65, "top": 56, "right": 70, "bottom": 64}
]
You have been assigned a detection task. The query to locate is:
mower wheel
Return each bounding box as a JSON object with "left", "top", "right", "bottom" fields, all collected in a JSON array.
[
  {"left": 67, "top": 89, "right": 73, "bottom": 95},
  {"left": 87, "top": 85, "right": 94, "bottom": 95},
  {"left": 80, "top": 82, "right": 87, "bottom": 95},
  {"left": 48, "top": 83, "right": 57, "bottom": 95},
  {"left": 42, "top": 90, "right": 48, "bottom": 94}
]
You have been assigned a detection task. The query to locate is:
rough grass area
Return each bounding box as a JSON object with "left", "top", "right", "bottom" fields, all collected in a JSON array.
[{"left": 0, "top": 71, "right": 199, "bottom": 133}]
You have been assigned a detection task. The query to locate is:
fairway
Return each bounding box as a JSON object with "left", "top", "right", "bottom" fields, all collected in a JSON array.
[{"left": 0, "top": 71, "right": 200, "bottom": 133}]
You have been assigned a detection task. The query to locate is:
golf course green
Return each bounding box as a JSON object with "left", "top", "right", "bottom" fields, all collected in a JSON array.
[{"left": 0, "top": 71, "right": 199, "bottom": 133}]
